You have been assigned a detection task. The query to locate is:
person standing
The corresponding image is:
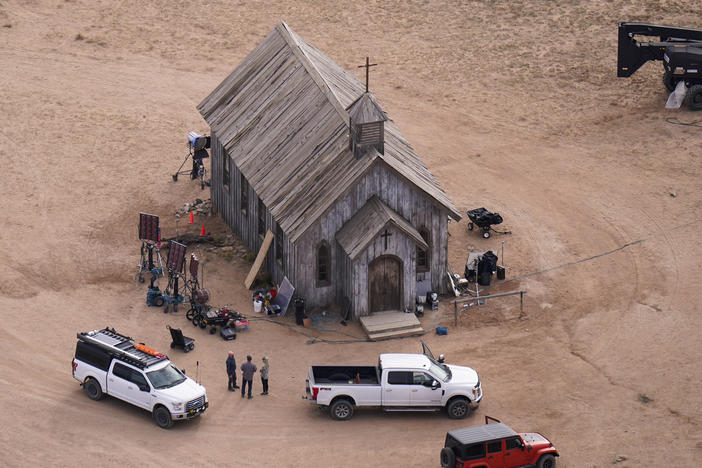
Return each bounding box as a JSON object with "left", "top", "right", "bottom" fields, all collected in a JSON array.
[
  {"left": 260, "top": 356, "right": 270, "bottom": 395},
  {"left": 240, "top": 355, "right": 257, "bottom": 399},
  {"left": 226, "top": 351, "right": 239, "bottom": 391}
]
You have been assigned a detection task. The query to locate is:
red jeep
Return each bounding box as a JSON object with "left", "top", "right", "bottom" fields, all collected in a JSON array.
[{"left": 440, "top": 416, "right": 559, "bottom": 468}]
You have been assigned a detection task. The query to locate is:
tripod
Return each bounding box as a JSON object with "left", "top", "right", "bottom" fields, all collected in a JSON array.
[
  {"left": 135, "top": 241, "right": 164, "bottom": 283},
  {"left": 163, "top": 270, "right": 184, "bottom": 313},
  {"left": 172, "top": 147, "right": 208, "bottom": 190}
]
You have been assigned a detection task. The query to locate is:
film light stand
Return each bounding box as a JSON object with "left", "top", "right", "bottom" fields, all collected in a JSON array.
[
  {"left": 163, "top": 240, "right": 187, "bottom": 313},
  {"left": 136, "top": 213, "right": 163, "bottom": 283},
  {"left": 172, "top": 132, "right": 210, "bottom": 190}
]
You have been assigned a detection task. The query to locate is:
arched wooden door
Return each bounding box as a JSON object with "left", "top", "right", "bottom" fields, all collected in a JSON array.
[{"left": 369, "top": 256, "right": 402, "bottom": 313}]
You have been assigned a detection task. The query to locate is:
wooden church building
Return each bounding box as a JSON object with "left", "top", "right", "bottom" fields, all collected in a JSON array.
[{"left": 197, "top": 22, "right": 461, "bottom": 319}]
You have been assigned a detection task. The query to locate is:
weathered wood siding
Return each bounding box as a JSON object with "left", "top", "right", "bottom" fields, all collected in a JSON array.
[
  {"left": 211, "top": 133, "right": 294, "bottom": 289},
  {"left": 296, "top": 160, "right": 450, "bottom": 317}
]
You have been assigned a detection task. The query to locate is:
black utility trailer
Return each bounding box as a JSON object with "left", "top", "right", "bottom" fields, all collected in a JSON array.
[
  {"left": 190, "top": 306, "right": 246, "bottom": 335},
  {"left": 466, "top": 208, "right": 505, "bottom": 239}
]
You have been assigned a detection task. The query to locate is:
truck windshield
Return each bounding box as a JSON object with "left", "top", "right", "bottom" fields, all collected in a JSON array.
[
  {"left": 147, "top": 364, "right": 186, "bottom": 389},
  {"left": 429, "top": 362, "right": 450, "bottom": 382}
]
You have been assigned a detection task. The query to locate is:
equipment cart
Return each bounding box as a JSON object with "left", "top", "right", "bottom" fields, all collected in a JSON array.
[{"left": 466, "top": 207, "right": 506, "bottom": 239}]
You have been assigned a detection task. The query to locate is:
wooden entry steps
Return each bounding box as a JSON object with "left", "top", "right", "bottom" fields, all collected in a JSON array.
[{"left": 360, "top": 311, "right": 424, "bottom": 341}]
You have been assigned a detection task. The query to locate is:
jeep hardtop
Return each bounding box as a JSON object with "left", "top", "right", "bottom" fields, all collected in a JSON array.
[{"left": 440, "top": 416, "right": 559, "bottom": 468}]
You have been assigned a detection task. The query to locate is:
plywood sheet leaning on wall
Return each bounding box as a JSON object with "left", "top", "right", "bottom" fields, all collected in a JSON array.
[{"left": 244, "top": 229, "right": 274, "bottom": 289}]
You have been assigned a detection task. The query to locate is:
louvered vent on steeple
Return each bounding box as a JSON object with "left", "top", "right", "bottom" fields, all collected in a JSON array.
[{"left": 347, "top": 92, "right": 387, "bottom": 158}]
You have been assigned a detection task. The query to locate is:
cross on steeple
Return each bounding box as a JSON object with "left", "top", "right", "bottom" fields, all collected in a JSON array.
[
  {"left": 358, "top": 57, "right": 377, "bottom": 93},
  {"left": 381, "top": 229, "right": 392, "bottom": 250}
]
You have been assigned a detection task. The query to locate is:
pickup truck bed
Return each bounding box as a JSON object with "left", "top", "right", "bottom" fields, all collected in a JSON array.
[{"left": 311, "top": 366, "right": 379, "bottom": 384}]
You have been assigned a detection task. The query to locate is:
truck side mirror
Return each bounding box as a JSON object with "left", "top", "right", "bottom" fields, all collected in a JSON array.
[
  {"left": 181, "top": 368, "right": 186, "bottom": 375},
  {"left": 139, "top": 384, "right": 149, "bottom": 392},
  {"left": 438, "top": 354, "right": 445, "bottom": 363},
  {"left": 431, "top": 380, "right": 439, "bottom": 390}
]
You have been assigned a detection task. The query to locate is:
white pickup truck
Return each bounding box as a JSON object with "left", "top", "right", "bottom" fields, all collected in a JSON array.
[
  {"left": 305, "top": 342, "right": 482, "bottom": 420},
  {"left": 72, "top": 328, "right": 208, "bottom": 429}
]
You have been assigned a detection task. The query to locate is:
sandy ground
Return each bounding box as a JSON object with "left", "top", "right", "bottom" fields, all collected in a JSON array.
[{"left": 1, "top": 1, "right": 701, "bottom": 466}]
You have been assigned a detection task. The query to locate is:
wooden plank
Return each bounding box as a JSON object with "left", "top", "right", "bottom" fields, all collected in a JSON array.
[
  {"left": 363, "top": 321, "right": 421, "bottom": 334},
  {"left": 360, "top": 312, "right": 420, "bottom": 330},
  {"left": 363, "top": 311, "right": 419, "bottom": 325},
  {"left": 367, "top": 327, "right": 424, "bottom": 341},
  {"left": 244, "top": 229, "right": 274, "bottom": 289}
]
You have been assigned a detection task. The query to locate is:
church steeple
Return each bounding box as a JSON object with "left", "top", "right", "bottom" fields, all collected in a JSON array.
[{"left": 347, "top": 91, "right": 387, "bottom": 158}]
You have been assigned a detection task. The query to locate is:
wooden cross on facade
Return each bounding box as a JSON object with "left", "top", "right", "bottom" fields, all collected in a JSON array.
[
  {"left": 358, "top": 57, "right": 377, "bottom": 93},
  {"left": 381, "top": 229, "right": 392, "bottom": 250}
]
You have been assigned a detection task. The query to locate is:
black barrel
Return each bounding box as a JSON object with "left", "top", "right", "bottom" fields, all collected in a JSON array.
[
  {"left": 478, "top": 272, "right": 492, "bottom": 286},
  {"left": 496, "top": 266, "right": 506, "bottom": 280}
]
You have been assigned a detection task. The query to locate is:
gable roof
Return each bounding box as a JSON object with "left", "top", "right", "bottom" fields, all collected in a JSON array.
[
  {"left": 197, "top": 22, "right": 461, "bottom": 242},
  {"left": 336, "top": 196, "right": 428, "bottom": 260}
]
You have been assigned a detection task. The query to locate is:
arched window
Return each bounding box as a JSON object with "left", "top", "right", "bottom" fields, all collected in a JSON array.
[
  {"left": 240, "top": 175, "right": 249, "bottom": 215},
  {"left": 417, "top": 227, "right": 430, "bottom": 272},
  {"left": 275, "top": 223, "right": 283, "bottom": 264},
  {"left": 258, "top": 198, "right": 266, "bottom": 237},
  {"left": 317, "top": 241, "right": 330, "bottom": 287}
]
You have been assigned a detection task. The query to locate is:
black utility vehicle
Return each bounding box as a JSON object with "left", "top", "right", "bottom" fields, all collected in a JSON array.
[{"left": 618, "top": 22, "right": 702, "bottom": 110}]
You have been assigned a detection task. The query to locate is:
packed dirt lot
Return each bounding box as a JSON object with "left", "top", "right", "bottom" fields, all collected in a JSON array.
[{"left": 1, "top": 1, "right": 701, "bottom": 466}]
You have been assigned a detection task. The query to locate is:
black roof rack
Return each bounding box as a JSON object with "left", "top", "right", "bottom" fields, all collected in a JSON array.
[{"left": 77, "top": 327, "right": 168, "bottom": 370}]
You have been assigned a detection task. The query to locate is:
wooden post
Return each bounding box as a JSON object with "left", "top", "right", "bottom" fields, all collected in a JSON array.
[{"left": 454, "top": 300, "right": 458, "bottom": 326}]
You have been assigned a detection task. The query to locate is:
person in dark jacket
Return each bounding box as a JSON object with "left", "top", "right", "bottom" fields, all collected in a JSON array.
[
  {"left": 240, "top": 355, "right": 257, "bottom": 399},
  {"left": 226, "top": 351, "right": 239, "bottom": 391},
  {"left": 260, "top": 356, "right": 270, "bottom": 395}
]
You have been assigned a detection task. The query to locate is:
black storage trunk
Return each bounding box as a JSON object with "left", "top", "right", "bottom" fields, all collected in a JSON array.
[
  {"left": 294, "top": 296, "right": 306, "bottom": 325},
  {"left": 220, "top": 327, "right": 236, "bottom": 340}
]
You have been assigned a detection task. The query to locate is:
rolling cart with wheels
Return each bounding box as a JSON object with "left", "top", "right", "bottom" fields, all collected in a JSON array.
[
  {"left": 466, "top": 207, "right": 509, "bottom": 239},
  {"left": 167, "top": 326, "right": 195, "bottom": 353}
]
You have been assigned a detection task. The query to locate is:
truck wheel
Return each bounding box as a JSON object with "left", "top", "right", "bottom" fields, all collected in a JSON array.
[
  {"left": 446, "top": 397, "right": 470, "bottom": 419},
  {"left": 329, "top": 399, "right": 354, "bottom": 421},
  {"left": 662, "top": 71, "right": 677, "bottom": 92},
  {"left": 686, "top": 85, "right": 702, "bottom": 111},
  {"left": 153, "top": 405, "right": 174, "bottom": 429},
  {"left": 440, "top": 447, "right": 456, "bottom": 468},
  {"left": 537, "top": 454, "right": 556, "bottom": 468},
  {"left": 83, "top": 378, "right": 104, "bottom": 401}
]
